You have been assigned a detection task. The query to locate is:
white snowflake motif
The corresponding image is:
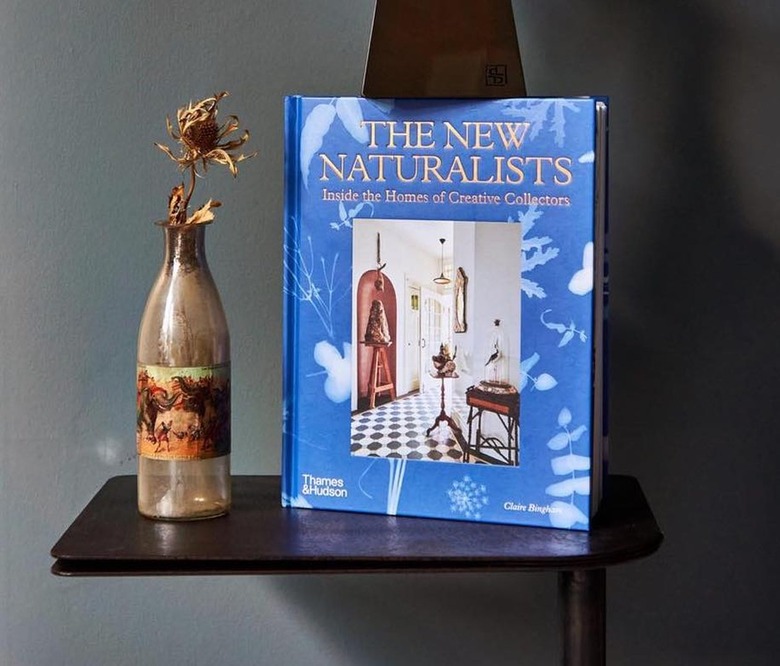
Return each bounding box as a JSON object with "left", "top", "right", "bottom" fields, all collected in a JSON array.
[{"left": 447, "top": 475, "right": 489, "bottom": 520}]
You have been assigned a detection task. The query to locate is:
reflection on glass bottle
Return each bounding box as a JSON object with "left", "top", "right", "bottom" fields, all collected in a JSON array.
[
  {"left": 484, "top": 319, "right": 509, "bottom": 386},
  {"left": 137, "top": 223, "right": 231, "bottom": 520}
]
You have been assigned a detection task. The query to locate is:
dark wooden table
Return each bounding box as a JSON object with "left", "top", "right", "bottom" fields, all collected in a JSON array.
[
  {"left": 465, "top": 383, "right": 520, "bottom": 465},
  {"left": 51, "top": 474, "right": 662, "bottom": 665}
]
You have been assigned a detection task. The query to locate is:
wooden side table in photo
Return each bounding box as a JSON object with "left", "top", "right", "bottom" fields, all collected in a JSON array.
[
  {"left": 363, "top": 342, "right": 396, "bottom": 409},
  {"left": 465, "top": 383, "right": 520, "bottom": 465},
  {"left": 425, "top": 371, "right": 462, "bottom": 439}
]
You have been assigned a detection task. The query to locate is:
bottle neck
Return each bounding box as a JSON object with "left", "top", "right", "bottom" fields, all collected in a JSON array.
[{"left": 162, "top": 224, "right": 209, "bottom": 271}]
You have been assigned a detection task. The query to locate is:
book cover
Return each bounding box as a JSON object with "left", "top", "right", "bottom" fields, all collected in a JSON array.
[{"left": 283, "top": 96, "right": 607, "bottom": 530}]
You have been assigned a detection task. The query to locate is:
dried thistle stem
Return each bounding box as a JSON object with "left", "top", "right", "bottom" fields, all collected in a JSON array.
[
  {"left": 157, "top": 91, "right": 255, "bottom": 226},
  {"left": 184, "top": 165, "right": 197, "bottom": 212}
]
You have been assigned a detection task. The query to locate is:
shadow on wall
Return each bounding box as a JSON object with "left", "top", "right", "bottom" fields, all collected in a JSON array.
[
  {"left": 263, "top": 572, "right": 558, "bottom": 666},
  {"left": 583, "top": 2, "right": 780, "bottom": 662}
]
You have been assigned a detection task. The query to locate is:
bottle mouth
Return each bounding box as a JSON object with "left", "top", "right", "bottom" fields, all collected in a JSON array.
[{"left": 155, "top": 220, "right": 213, "bottom": 229}]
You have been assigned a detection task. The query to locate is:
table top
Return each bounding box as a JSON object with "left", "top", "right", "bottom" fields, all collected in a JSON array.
[
  {"left": 468, "top": 382, "right": 519, "bottom": 396},
  {"left": 51, "top": 474, "right": 662, "bottom": 577}
]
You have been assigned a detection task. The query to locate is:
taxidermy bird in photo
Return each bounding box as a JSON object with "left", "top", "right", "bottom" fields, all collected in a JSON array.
[{"left": 485, "top": 344, "right": 501, "bottom": 367}]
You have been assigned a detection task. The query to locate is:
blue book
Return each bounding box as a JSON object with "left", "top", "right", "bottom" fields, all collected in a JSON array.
[{"left": 282, "top": 97, "right": 607, "bottom": 530}]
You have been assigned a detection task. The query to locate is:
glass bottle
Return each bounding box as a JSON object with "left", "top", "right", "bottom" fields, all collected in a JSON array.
[
  {"left": 137, "top": 222, "right": 231, "bottom": 519},
  {"left": 484, "top": 318, "right": 509, "bottom": 385}
]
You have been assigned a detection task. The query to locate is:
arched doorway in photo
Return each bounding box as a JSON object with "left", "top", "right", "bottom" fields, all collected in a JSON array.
[{"left": 356, "top": 269, "right": 397, "bottom": 412}]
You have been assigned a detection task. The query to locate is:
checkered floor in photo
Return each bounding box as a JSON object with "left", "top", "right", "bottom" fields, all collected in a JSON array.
[{"left": 351, "top": 389, "right": 469, "bottom": 463}]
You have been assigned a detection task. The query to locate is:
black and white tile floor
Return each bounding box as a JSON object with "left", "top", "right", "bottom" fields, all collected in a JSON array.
[{"left": 351, "top": 389, "right": 469, "bottom": 463}]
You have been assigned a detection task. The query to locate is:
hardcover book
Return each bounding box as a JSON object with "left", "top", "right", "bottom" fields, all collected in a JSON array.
[{"left": 282, "top": 96, "right": 607, "bottom": 530}]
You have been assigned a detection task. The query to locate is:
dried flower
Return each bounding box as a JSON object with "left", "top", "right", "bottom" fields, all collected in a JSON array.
[
  {"left": 166, "top": 185, "right": 221, "bottom": 226},
  {"left": 186, "top": 198, "right": 221, "bottom": 226},
  {"left": 156, "top": 92, "right": 255, "bottom": 225}
]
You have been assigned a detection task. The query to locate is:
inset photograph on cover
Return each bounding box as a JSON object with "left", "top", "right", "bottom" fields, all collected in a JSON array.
[{"left": 350, "top": 218, "right": 522, "bottom": 466}]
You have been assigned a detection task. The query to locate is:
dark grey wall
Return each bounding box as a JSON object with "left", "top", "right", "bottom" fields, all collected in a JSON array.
[{"left": 1, "top": 1, "right": 777, "bottom": 664}]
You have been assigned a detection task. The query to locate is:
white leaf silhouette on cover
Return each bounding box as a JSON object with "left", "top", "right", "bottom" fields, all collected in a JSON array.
[
  {"left": 501, "top": 99, "right": 580, "bottom": 147},
  {"left": 519, "top": 353, "right": 557, "bottom": 392},
  {"left": 313, "top": 340, "right": 351, "bottom": 403},
  {"left": 549, "top": 501, "right": 588, "bottom": 529},
  {"left": 558, "top": 407, "right": 572, "bottom": 427},
  {"left": 282, "top": 493, "right": 313, "bottom": 509},
  {"left": 578, "top": 150, "right": 595, "bottom": 163},
  {"left": 370, "top": 99, "right": 396, "bottom": 114},
  {"left": 331, "top": 201, "right": 374, "bottom": 231},
  {"left": 515, "top": 205, "right": 560, "bottom": 299},
  {"left": 300, "top": 103, "right": 337, "bottom": 187},
  {"left": 551, "top": 454, "right": 591, "bottom": 476},
  {"left": 518, "top": 353, "right": 539, "bottom": 391},
  {"left": 540, "top": 309, "right": 588, "bottom": 347},
  {"left": 336, "top": 98, "right": 369, "bottom": 144},
  {"left": 546, "top": 432, "right": 570, "bottom": 451},
  {"left": 545, "top": 476, "right": 591, "bottom": 497},
  {"left": 544, "top": 407, "right": 590, "bottom": 526},
  {"left": 535, "top": 373, "right": 558, "bottom": 391},
  {"left": 559, "top": 330, "right": 575, "bottom": 347},
  {"left": 568, "top": 242, "right": 594, "bottom": 295}
]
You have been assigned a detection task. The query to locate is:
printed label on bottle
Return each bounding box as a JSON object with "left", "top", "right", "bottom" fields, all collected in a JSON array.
[{"left": 137, "top": 363, "right": 230, "bottom": 461}]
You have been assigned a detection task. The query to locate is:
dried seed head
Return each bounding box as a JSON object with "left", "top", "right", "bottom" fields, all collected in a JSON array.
[
  {"left": 183, "top": 118, "right": 220, "bottom": 153},
  {"left": 157, "top": 92, "right": 255, "bottom": 178}
]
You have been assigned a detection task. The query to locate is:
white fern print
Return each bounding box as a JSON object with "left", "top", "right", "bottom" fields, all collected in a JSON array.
[
  {"left": 540, "top": 310, "right": 587, "bottom": 347},
  {"left": 283, "top": 217, "right": 348, "bottom": 338},
  {"left": 545, "top": 407, "right": 589, "bottom": 528},
  {"left": 501, "top": 98, "right": 581, "bottom": 147},
  {"left": 511, "top": 205, "right": 559, "bottom": 299}
]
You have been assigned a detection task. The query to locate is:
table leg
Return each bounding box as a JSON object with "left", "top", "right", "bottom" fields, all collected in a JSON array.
[
  {"left": 465, "top": 406, "right": 474, "bottom": 462},
  {"left": 426, "top": 376, "right": 448, "bottom": 437},
  {"left": 559, "top": 569, "right": 606, "bottom": 666}
]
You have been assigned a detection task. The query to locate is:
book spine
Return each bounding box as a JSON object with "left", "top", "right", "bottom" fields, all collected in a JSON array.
[
  {"left": 591, "top": 99, "right": 609, "bottom": 515},
  {"left": 600, "top": 100, "right": 611, "bottom": 496},
  {"left": 281, "top": 96, "right": 302, "bottom": 506}
]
